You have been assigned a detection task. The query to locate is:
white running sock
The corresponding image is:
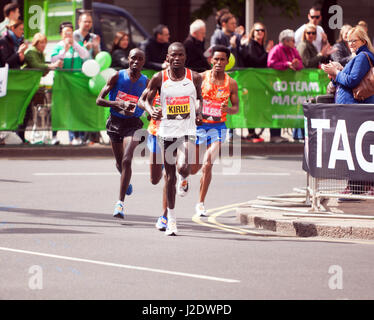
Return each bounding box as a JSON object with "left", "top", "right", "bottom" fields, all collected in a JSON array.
[{"left": 167, "top": 208, "right": 176, "bottom": 220}]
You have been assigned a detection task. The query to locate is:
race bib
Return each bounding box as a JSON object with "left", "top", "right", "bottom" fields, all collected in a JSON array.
[
  {"left": 166, "top": 96, "right": 190, "bottom": 120},
  {"left": 202, "top": 99, "right": 222, "bottom": 122},
  {"left": 116, "top": 90, "right": 139, "bottom": 114}
]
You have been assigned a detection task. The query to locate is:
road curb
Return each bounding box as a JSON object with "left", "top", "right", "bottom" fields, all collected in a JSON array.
[{"left": 237, "top": 201, "right": 374, "bottom": 240}]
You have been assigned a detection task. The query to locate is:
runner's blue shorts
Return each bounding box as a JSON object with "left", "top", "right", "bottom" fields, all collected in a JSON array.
[
  {"left": 196, "top": 122, "right": 227, "bottom": 146},
  {"left": 147, "top": 133, "right": 161, "bottom": 154}
]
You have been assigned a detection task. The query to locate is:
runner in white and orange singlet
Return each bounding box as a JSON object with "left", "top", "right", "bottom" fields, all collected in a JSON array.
[{"left": 142, "top": 42, "right": 203, "bottom": 236}]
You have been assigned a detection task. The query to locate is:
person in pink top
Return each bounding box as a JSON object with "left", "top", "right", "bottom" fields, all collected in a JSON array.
[
  {"left": 267, "top": 29, "right": 303, "bottom": 71},
  {"left": 267, "top": 29, "right": 303, "bottom": 143}
]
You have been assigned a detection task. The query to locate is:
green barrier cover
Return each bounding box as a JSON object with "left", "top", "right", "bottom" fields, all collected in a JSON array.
[
  {"left": 51, "top": 70, "right": 160, "bottom": 131},
  {"left": 226, "top": 68, "right": 329, "bottom": 128},
  {"left": 0, "top": 69, "right": 42, "bottom": 130},
  {"left": 51, "top": 70, "right": 110, "bottom": 131}
]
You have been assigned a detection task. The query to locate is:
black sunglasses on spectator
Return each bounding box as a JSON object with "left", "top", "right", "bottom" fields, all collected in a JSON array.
[
  {"left": 306, "top": 31, "right": 316, "bottom": 35},
  {"left": 255, "top": 29, "right": 265, "bottom": 32},
  {"left": 310, "top": 15, "right": 320, "bottom": 19}
]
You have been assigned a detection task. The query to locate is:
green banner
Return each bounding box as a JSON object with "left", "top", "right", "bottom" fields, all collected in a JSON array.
[
  {"left": 226, "top": 68, "right": 329, "bottom": 128},
  {"left": 51, "top": 70, "right": 110, "bottom": 131},
  {"left": 51, "top": 70, "right": 160, "bottom": 131},
  {"left": 0, "top": 69, "right": 42, "bottom": 130}
]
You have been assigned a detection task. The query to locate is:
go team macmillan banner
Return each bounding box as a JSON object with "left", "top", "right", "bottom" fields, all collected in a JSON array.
[
  {"left": 0, "top": 68, "right": 330, "bottom": 131},
  {"left": 303, "top": 103, "right": 374, "bottom": 182},
  {"left": 226, "top": 68, "right": 330, "bottom": 129}
]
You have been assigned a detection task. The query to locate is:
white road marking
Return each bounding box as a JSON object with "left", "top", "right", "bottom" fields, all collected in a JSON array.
[
  {"left": 0, "top": 246, "right": 240, "bottom": 283},
  {"left": 33, "top": 172, "right": 120, "bottom": 176},
  {"left": 192, "top": 202, "right": 262, "bottom": 235},
  {"left": 208, "top": 208, "right": 263, "bottom": 235}
]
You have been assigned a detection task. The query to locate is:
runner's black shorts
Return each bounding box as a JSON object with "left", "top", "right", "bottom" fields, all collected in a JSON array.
[
  {"left": 157, "top": 135, "right": 196, "bottom": 160},
  {"left": 106, "top": 114, "right": 143, "bottom": 143}
]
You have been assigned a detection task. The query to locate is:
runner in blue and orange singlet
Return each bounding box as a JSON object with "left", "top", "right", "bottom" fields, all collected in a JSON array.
[{"left": 191, "top": 45, "right": 239, "bottom": 217}]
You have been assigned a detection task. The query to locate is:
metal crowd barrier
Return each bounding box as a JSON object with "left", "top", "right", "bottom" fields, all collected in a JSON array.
[
  {"left": 307, "top": 175, "right": 374, "bottom": 211},
  {"left": 27, "top": 86, "right": 53, "bottom": 144},
  {"left": 305, "top": 95, "right": 374, "bottom": 212}
]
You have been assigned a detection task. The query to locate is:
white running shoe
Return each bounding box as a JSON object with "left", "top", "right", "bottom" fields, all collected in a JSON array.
[
  {"left": 113, "top": 201, "right": 125, "bottom": 219},
  {"left": 165, "top": 218, "right": 178, "bottom": 236},
  {"left": 71, "top": 138, "right": 83, "bottom": 145},
  {"left": 177, "top": 173, "right": 189, "bottom": 197},
  {"left": 195, "top": 202, "right": 208, "bottom": 217},
  {"left": 155, "top": 215, "right": 168, "bottom": 231}
]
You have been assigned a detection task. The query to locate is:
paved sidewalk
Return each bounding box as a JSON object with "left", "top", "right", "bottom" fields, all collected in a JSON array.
[{"left": 237, "top": 195, "right": 374, "bottom": 240}]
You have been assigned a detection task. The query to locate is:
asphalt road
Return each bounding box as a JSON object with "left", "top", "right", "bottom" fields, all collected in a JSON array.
[{"left": 1, "top": 155, "right": 374, "bottom": 302}]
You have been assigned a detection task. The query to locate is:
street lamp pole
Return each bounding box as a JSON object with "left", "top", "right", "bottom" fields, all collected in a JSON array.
[
  {"left": 82, "top": 0, "right": 92, "bottom": 11},
  {"left": 245, "top": 0, "right": 254, "bottom": 34}
]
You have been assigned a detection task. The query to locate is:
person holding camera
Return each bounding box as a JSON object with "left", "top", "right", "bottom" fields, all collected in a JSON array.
[
  {"left": 73, "top": 12, "right": 101, "bottom": 59},
  {"left": 51, "top": 22, "right": 89, "bottom": 68},
  {"left": 73, "top": 12, "right": 101, "bottom": 145},
  {"left": 0, "top": 20, "right": 27, "bottom": 69}
]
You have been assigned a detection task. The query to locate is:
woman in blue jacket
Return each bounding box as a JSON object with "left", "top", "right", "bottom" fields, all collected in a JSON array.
[
  {"left": 322, "top": 26, "right": 374, "bottom": 199},
  {"left": 322, "top": 26, "right": 374, "bottom": 104}
]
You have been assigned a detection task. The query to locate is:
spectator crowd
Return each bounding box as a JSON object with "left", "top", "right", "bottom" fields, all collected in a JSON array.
[{"left": 1, "top": 3, "right": 373, "bottom": 145}]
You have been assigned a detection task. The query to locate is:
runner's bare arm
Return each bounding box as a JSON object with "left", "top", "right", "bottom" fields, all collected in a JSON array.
[
  {"left": 143, "top": 72, "right": 162, "bottom": 120},
  {"left": 96, "top": 72, "right": 123, "bottom": 109},
  {"left": 221, "top": 78, "right": 239, "bottom": 115},
  {"left": 137, "top": 79, "right": 150, "bottom": 111},
  {"left": 192, "top": 71, "right": 203, "bottom": 125}
]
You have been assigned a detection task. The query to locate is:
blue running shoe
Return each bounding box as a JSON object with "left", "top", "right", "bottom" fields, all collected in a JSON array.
[
  {"left": 126, "top": 184, "right": 133, "bottom": 196},
  {"left": 155, "top": 216, "right": 168, "bottom": 231},
  {"left": 113, "top": 201, "right": 125, "bottom": 219}
]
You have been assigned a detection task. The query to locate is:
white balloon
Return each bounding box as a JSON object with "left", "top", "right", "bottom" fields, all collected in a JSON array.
[
  {"left": 82, "top": 59, "right": 100, "bottom": 77},
  {"left": 100, "top": 68, "right": 117, "bottom": 81}
]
